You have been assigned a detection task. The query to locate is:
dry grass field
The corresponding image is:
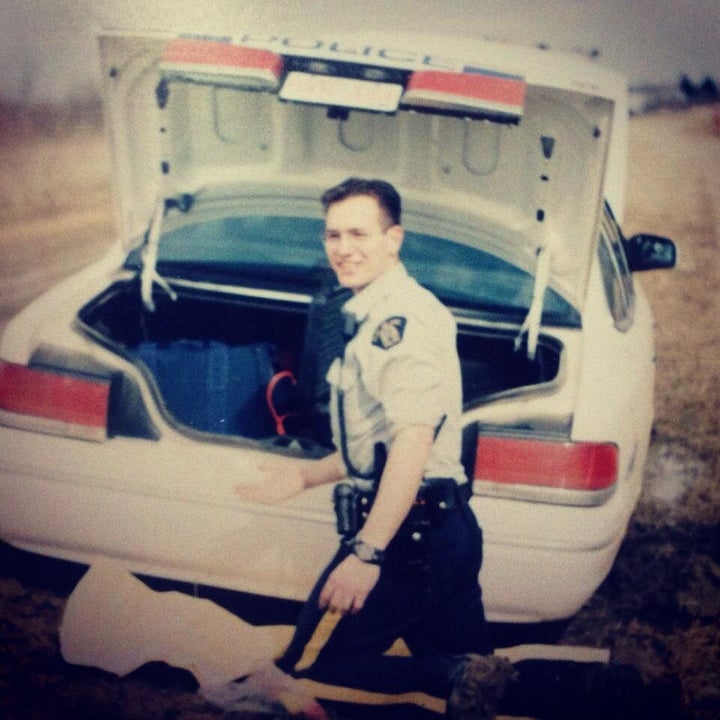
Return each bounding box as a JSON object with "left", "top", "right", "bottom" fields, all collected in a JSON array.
[{"left": 562, "top": 105, "right": 720, "bottom": 719}]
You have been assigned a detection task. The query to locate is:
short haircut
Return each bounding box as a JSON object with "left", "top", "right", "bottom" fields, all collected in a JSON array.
[{"left": 321, "top": 177, "right": 402, "bottom": 227}]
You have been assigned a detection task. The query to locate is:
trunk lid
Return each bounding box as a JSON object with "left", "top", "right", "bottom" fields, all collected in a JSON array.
[{"left": 99, "top": 31, "right": 628, "bottom": 324}]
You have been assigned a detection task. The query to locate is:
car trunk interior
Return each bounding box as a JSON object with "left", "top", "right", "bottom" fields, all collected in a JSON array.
[{"left": 77, "top": 279, "right": 561, "bottom": 444}]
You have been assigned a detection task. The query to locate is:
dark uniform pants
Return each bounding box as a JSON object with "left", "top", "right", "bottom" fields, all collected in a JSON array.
[{"left": 278, "top": 488, "right": 493, "bottom": 715}]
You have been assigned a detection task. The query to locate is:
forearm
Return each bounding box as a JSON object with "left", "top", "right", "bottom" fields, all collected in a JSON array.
[{"left": 357, "top": 424, "right": 434, "bottom": 550}]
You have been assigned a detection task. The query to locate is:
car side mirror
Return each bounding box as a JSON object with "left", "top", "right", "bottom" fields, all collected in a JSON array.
[{"left": 623, "top": 233, "right": 676, "bottom": 272}]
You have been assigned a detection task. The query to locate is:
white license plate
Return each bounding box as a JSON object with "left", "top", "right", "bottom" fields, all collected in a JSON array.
[{"left": 280, "top": 71, "right": 402, "bottom": 113}]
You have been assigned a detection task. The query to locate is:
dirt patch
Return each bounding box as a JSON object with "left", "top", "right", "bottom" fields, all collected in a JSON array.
[
  {"left": 559, "top": 105, "right": 720, "bottom": 720},
  {"left": 1, "top": 102, "right": 720, "bottom": 719}
]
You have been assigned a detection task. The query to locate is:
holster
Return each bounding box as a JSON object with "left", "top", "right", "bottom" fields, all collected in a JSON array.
[
  {"left": 333, "top": 442, "right": 386, "bottom": 539},
  {"left": 332, "top": 482, "right": 375, "bottom": 539}
]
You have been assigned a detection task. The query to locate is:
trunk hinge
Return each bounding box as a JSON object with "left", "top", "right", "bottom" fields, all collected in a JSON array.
[
  {"left": 515, "top": 135, "right": 556, "bottom": 360},
  {"left": 514, "top": 243, "right": 550, "bottom": 360},
  {"left": 140, "top": 198, "right": 178, "bottom": 312}
]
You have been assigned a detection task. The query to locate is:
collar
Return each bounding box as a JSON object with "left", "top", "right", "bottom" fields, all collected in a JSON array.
[{"left": 343, "top": 262, "right": 407, "bottom": 322}]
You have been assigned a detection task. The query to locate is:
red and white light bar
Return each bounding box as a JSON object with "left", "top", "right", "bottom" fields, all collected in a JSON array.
[
  {"left": 472, "top": 435, "right": 618, "bottom": 505},
  {"left": 160, "top": 38, "right": 284, "bottom": 90},
  {"left": 159, "top": 38, "right": 527, "bottom": 121},
  {"left": 0, "top": 361, "right": 110, "bottom": 442},
  {"left": 403, "top": 69, "right": 526, "bottom": 121}
]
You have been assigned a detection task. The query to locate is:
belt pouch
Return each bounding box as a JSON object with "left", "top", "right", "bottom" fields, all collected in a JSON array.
[{"left": 333, "top": 481, "right": 374, "bottom": 538}]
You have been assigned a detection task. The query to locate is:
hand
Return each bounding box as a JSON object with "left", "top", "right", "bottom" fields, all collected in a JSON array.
[
  {"left": 319, "top": 555, "right": 380, "bottom": 615},
  {"left": 234, "top": 458, "right": 305, "bottom": 505}
]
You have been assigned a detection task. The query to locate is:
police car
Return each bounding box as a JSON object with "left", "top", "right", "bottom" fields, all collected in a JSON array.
[{"left": 0, "top": 31, "right": 675, "bottom": 625}]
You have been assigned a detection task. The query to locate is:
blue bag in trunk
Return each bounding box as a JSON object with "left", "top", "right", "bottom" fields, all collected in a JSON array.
[{"left": 135, "top": 340, "right": 276, "bottom": 438}]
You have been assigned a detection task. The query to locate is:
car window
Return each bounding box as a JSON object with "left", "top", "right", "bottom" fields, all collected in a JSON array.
[
  {"left": 125, "top": 215, "right": 580, "bottom": 326},
  {"left": 598, "top": 207, "right": 635, "bottom": 331}
]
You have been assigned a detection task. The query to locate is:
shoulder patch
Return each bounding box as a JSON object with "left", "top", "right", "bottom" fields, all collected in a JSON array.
[{"left": 372, "top": 316, "right": 406, "bottom": 350}]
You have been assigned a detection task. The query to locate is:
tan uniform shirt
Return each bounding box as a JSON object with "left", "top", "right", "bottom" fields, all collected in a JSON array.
[{"left": 327, "top": 263, "right": 465, "bottom": 484}]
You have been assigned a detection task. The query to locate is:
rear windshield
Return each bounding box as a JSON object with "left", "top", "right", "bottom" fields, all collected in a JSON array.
[{"left": 125, "top": 215, "right": 579, "bottom": 326}]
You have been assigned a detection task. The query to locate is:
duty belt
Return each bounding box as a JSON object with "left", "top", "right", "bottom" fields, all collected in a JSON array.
[
  {"left": 391, "top": 478, "right": 469, "bottom": 570},
  {"left": 403, "top": 477, "right": 465, "bottom": 531},
  {"left": 333, "top": 477, "right": 467, "bottom": 540},
  {"left": 416, "top": 476, "right": 465, "bottom": 509}
]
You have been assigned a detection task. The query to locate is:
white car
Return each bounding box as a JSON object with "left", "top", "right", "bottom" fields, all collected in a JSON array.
[{"left": 0, "top": 32, "right": 675, "bottom": 626}]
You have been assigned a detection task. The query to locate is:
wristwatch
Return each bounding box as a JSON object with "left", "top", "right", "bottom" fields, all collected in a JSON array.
[{"left": 348, "top": 537, "right": 386, "bottom": 565}]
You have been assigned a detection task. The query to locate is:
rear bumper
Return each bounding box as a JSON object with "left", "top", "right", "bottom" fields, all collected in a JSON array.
[
  {"left": 479, "top": 530, "right": 624, "bottom": 623},
  {"left": 1, "top": 423, "right": 634, "bottom": 624},
  {"left": 471, "top": 489, "right": 634, "bottom": 623}
]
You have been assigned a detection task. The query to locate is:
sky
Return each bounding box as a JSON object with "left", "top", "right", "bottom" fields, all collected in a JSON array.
[{"left": 0, "top": 0, "right": 718, "bottom": 104}]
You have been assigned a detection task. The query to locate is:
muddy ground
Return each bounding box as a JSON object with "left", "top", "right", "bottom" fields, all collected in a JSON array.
[{"left": 0, "top": 102, "right": 719, "bottom": 719}]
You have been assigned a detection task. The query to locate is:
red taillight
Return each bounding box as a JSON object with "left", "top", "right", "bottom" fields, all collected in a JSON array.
[
  {"left": 161, "top": 38, "right": 284, "bottom": 90},
  {"left": 0, "top": 361, "right": 110, "bottom": 442},
  {"left": 474, "top": 435, "right": 618, "bottom": 496},
  {"left": 404, "top": 69, "right": 527, "bottom": 121}
]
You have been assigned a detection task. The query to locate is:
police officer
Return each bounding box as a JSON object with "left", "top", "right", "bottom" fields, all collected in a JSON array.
[
  {"left": 237, "top": 177, "right": 500, "bottom": 716},
  {"left": 236, "top": 178, "right": 680, "bottom": 720}
]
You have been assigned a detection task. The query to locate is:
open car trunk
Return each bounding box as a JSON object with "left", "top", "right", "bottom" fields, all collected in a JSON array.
[
  {"left": 77, "top": 278, "right": 562, "bottom": 447},
  {"left": 73, "top": 32, "right": 619, "bottom": 450}
]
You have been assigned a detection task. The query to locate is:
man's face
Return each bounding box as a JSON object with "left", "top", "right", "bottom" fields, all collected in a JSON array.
[{"left": 324, "top": 194, "right": 403, "bottom": 293}]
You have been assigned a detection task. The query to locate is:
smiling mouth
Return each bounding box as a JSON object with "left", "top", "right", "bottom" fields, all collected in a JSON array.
[{"left": 334, "top": 263, "right": 360, "bottom": 275}]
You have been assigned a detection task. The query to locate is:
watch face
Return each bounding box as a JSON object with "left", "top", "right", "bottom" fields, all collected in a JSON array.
[
  {"left": 355, "top": 541, "right": 374, "bottom": 561},
  {"left": 353, "top": 539, "right": 383, "bottom": 564}
]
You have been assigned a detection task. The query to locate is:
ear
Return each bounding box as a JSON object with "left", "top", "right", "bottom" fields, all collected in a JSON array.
[{"left": 386, "top": 224, "right": 404, "bottom": 256}]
